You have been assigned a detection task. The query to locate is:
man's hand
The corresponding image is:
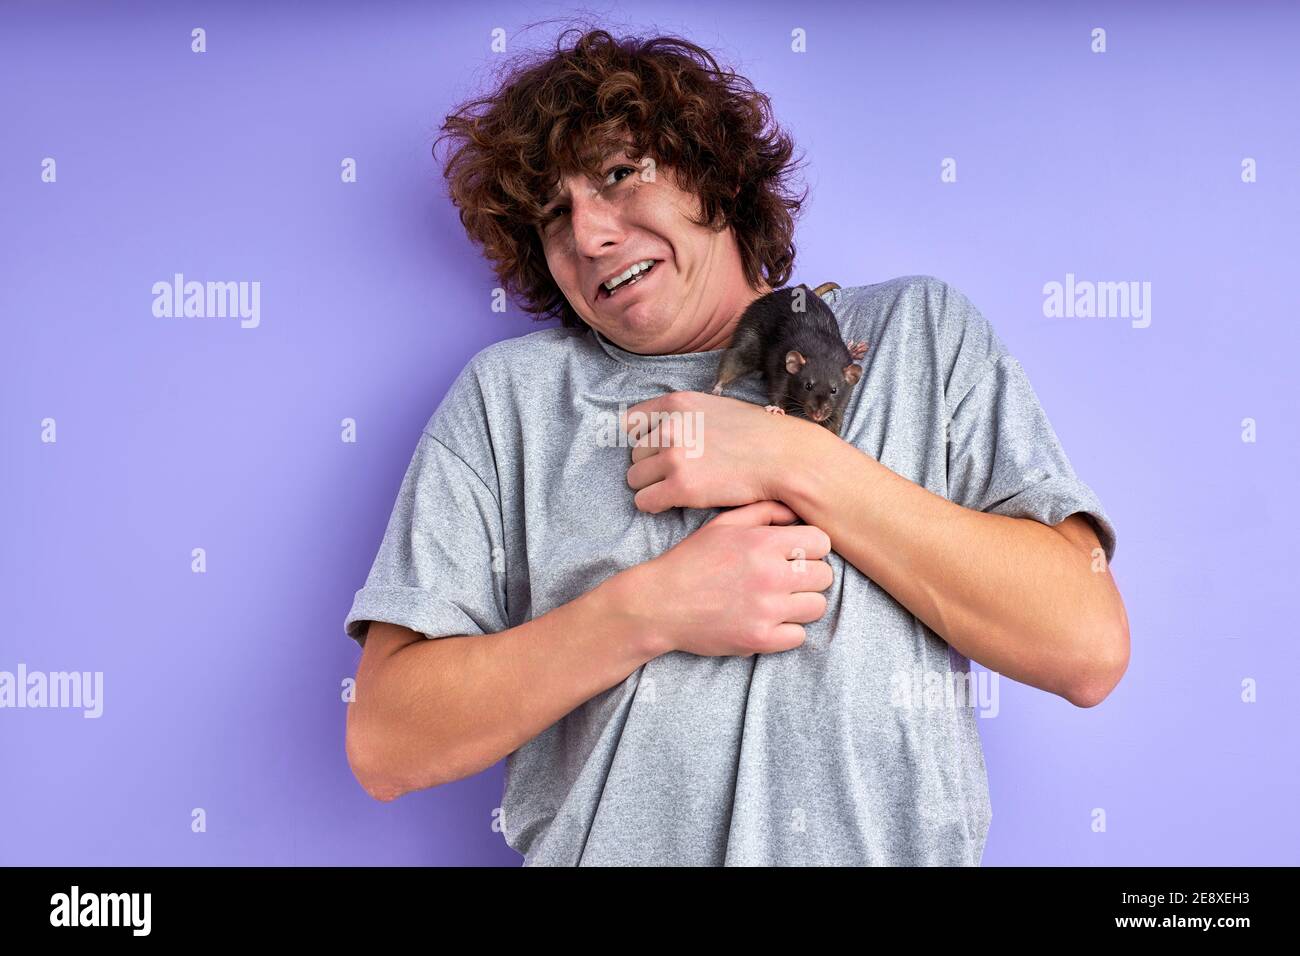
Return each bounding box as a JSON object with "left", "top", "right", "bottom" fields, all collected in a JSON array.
[
  {"left": 605, "top": 500, "right": 834, "bottom": 657},
  {"left": 622, "top": 390, "right": 815, "bottom": 514},
  {"left": 620, "top": 388, "right": 1129, "bottom": 706}
]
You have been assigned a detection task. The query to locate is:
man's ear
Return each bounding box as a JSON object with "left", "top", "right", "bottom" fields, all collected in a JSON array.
[{"left": 785, "top": 350, "right": 807, "bottom": 375}]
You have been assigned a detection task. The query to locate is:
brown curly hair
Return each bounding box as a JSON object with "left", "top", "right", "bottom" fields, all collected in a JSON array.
[{"left": 434, "top": 25, "right": 809, "bottom": 331}]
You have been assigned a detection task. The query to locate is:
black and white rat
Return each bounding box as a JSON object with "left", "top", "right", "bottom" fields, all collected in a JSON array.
[{"left": 711, "top": 284, "right": 868, "bottom": 436}]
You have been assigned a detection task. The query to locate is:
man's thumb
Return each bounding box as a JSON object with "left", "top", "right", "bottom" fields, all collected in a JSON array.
[{"left": 705, "top": 500, "right": 799, "bottom": 527}]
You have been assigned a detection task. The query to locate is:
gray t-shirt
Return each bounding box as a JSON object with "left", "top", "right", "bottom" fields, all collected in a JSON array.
[{"left": 344, "top": 274, "right": 1118, "bottom": 866}]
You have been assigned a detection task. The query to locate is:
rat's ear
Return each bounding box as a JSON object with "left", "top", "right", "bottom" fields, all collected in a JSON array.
[
  {"left": 843, "top": 363, "right": 863, "bottom": 385},
  {"left": 785, "top": 350, "right": 807, "bottom": 375}
]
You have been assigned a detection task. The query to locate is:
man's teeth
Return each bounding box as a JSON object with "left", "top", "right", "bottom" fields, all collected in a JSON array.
[{"left": 604, "top": 260, "right": 656, "bottom": 294}]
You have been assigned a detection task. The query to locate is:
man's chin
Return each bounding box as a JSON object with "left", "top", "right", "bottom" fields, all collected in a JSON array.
[{"left": 591, "top": 309, "right": 674, "bottom": 353}]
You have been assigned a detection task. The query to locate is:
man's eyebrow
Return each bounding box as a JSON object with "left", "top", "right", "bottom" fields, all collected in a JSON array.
[
  {"left": 542, "top": 178, "right": 588, "bottom": 211},
  {"left": 541, "top": 149, "right": 636, "bottom": 208}
]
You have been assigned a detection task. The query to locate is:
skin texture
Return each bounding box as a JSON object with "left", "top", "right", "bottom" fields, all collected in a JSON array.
[
  {"left": 623, "top": 394, "right": 1130, "bottom": 707},
  {"left": 535, "top": 141, "right": 771, "bottom": 355},
  {"left": 346, "top": 142, "right": 1130, "bottom": 802}
]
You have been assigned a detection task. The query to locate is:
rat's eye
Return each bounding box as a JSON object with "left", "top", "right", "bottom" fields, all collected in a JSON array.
[
  {"left": 830, "top": 386, "right": 838, "bottom": 395},
  {"left": 803, "top": 381, "right": 813, "bottom": 391}
]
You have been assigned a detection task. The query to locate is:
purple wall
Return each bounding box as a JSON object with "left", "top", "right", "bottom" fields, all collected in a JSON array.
[{"left": 2, "top": 0, "right": 1296, "bottom": 865}]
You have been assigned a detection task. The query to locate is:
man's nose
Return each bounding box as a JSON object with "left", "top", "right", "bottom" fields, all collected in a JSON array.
[{"left": 568, "top": 192, "right": 623, "bottom": 256}]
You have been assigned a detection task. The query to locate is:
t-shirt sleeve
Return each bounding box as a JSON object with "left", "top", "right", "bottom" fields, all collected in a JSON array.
[
  {"left": 938, "top": 281, "right": 1118, "bottom": 564},
  {"left": 343, "top": 425, "right": 509, "bottom": 650}
]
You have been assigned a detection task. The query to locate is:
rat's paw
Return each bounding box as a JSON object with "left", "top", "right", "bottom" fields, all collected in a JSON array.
[
  {"left": 763, "top": 405, "right": 787, "bottom": 416},
  {"left": 710, "top": 383, "right": 724, "bottom": 396},
  {"left": 847, "top": 340, "right": 869, "bottom": 361}
]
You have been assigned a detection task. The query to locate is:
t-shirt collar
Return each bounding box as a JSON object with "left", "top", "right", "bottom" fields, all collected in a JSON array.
[{"left": 589, "top": 326, "right": 727, "bottom": 371}]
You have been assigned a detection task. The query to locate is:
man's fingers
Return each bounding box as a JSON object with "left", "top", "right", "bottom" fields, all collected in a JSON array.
[
  {"left": 629, "top": 419, "right": 673, "bottom": 463},
  {"left": 761, "top": 523, "right": 832, "bottom": 561},
  {"left": 762, "top": 622, "right": 807, "bottom": 653},
  {"left": 786, "top": 556, "right": 834, "bottom": 592},
  {"left": 706, "top": 500, "right": 800, "bottom": 527},
  {"left": 630, "top": 439, "right": 661, "bottom": 464},
  {"left": 627, "top": 452, "right": 671, "bottom": 491},
  {"left": 779, "top": 591, "right": 829, "bottom": 625}
]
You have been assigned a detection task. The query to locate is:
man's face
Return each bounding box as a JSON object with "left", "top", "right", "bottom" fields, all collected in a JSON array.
[{"left": 535, "top": 142, "right": 769, "bottom": 355}]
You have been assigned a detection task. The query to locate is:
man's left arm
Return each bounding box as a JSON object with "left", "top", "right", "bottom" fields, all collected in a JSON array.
[{"left": 772, "top": 418, "right": 1130, "bottom": 708}]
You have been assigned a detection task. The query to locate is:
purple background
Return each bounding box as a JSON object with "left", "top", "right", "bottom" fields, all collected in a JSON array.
[{"left": 2, "top": 0, "right": 1297, "bottom": 866}]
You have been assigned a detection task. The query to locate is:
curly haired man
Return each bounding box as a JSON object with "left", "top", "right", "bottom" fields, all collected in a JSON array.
[{"left": 343, "top": 28, "right": 1129, "bottom": 866}]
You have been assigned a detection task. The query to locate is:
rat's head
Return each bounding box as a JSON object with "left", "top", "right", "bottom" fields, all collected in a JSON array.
[
  {"left": 435, "top": 27, "right": 807, "bottom": 355},
  {"left": 784, "top": 347, "right": 863, "bottom": 424}
]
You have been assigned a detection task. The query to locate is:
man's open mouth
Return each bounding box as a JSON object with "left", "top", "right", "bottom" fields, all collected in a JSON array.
[{"left": 597, "top": 260, "right": 660, "bottom": 300}]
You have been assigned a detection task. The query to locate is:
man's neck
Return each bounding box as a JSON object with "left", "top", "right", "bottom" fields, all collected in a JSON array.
[{"left": 673, "top": 280, "right": 772, "bottom": 354}]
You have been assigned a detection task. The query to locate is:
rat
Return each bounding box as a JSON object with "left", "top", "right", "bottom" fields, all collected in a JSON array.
[{"left": 710, "top": 284, "right": 869, "bottom": 436}]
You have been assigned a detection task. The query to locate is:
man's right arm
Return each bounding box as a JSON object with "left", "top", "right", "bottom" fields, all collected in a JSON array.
[
  {"left": 345, "top": 569, "right": 661, "bottom": 802},
  {"left": 344, "top": 500, "right": 832, "bottom": 801}
]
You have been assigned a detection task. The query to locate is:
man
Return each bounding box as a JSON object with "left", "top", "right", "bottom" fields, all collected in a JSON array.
[{"left": 343, "top": 28, "right": 1129, "bottom": 865}]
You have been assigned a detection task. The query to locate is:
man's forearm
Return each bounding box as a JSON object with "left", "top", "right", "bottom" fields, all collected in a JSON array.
[
  {"left": 348, "top": 571, "right": 662, "bottom": 800},
  {"left": 772, "top": 421, "right": 1129, "bottom": 706}
]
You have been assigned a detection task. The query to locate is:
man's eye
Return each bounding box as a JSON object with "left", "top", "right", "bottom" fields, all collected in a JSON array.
[
  {"left": 543, "top": 166, "right": 635, "bottom": 226},
  {"left": 605, "top": 165, "right": 636, "bottom": 186}
]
